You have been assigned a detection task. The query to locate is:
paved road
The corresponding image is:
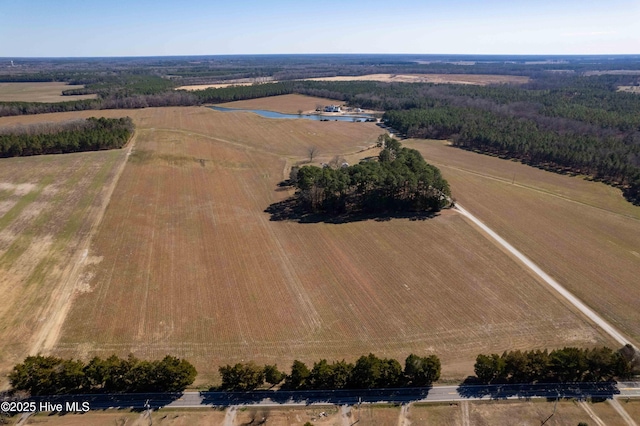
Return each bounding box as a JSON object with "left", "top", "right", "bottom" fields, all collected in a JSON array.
[
  {"left": 454, "top": 203, "right": 635, "bottom": 349},
  {"left": 10, "top": 382, "right": 639, "bottom": 411}
]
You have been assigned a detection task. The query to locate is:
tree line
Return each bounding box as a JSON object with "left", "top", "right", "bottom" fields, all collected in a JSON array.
[
  {"left": 0, "top": 92, "right": 198, "bottom": 117},
  {"left": 383, "top": 106, "right": 640, "bottom": 204},
  {"left": 9, "top": 354, "right": 197, "bottom": 395},
  {"left": 218, "top": 353, "right": 441, "bottom": 391},
  {"left": 474, "top": 346, "right": 632, "bottom": 384},
  {"left": 8, "top": 345, "right": 634, "bottom": 396},
  {"left": 0, "top": 117, "right": 134, "bottom": 157},
  {"left": 292, "top": 136, "right": 451, "bottom": 214}
]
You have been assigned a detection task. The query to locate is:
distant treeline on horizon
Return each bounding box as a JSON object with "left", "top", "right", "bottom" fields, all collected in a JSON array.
[{"left": 1, "top": 56, "right": 638, "bottom": 204}]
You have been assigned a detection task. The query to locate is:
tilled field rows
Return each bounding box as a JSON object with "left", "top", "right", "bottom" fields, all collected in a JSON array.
[
  {"left": 405, "top": 139, "right": 640, "bottom": 346},
  {"left": 0, "top": 149, "right": 126, "bottom": 371},
  {"left": 52, "top": 107, "right": 613, "bottom": 384}
]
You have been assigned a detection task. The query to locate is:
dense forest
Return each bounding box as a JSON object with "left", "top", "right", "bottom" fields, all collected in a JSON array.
[
  {"left": 474, "top": 346, "right": 632, "bottom": 384},
  {"left": 291, "top": 136, "right": 451, "bottom": 215},
  {"left": 9, "top": 354, "right": 196, "bottom": 395},
  {"left": 0, "top": 117, "right": 134, "bottom": 157}
]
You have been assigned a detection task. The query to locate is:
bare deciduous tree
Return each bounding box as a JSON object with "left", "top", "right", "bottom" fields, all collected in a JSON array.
[{"left": 308, "top": 146, "right": 318, "bottom": 162}]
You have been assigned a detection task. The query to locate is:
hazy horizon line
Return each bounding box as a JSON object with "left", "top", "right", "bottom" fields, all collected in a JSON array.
[{"left": 1, "top": 53, "right": 640, "bottom": 60}]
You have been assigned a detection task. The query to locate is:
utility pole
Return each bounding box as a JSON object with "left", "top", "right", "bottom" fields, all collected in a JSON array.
[
  {"left": 144, "top": 399, "right": 153, "bottom": 426},
  {"left": 540, "top": 392, "right": 559, "bottom": 425}
]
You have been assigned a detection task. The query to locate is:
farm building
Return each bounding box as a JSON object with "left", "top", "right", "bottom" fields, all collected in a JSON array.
[{"left": 324, "top": 105, "right": 341, "bottom": 112}]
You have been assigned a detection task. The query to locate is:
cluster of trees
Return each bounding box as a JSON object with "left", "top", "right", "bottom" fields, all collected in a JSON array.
[
  {"left": 0, "top": 99, "right": 101, "bottom": 117},
  {"left": 474, "top": 347, "right": 631, "bottom": 384},
  {"left": 0, "top": 117, "right": 134, "bottom": 157},
  {"left": 9, "top": 354, "right": 197, "bottom": 396},
  {"left": 293, "top": 136, "right": 451, "bottom": 214},
  {"left": 219, "top": 353, "right": 441, "bottom": 391}
]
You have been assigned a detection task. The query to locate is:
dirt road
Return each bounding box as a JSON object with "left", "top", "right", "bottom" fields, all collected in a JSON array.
[{"left": 455, "top": 203, "right": 634, "bottom": 348}]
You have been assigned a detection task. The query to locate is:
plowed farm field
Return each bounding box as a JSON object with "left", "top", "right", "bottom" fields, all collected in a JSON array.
[
  {"left": 305, "top": 73, "right": 530, "bottom": 86},
  {"left": 405, "top": 139, "right": 640, "bottom": 347},
  {"left": 0, "top": 103, "right": 606, "bottom": 386},
  {"left": 0, "top": 146, "right": 128, "bottom": 378}
]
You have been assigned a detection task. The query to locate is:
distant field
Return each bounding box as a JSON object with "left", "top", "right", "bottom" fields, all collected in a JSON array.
[
  {"left": 176, "top": 77, "right": 277, "bottom": 91},
  {"left": 5, "top": 103, "right": 606, "bottom": 386},
  {"left": 177, "top": 81, "right": 277, "bottom": 91},
  {"left": 0, "top": 82, "right": 97, "bottom": 102},
  {"left": 618, "top": 85, "right": 640, "bottom": 93},
  {"left": 215, "top": 93, "right": 345, "bottom": 114},
  {"left": 585, "top": 70, "right": 640, "bottom": 76},
  {"left": 177, "top": 81, "right": 260, "bottom": 90},
  {"left": 175, "top": 74, "right": 530, "bottom": 91},
  {"left": 405, "top": 139, "right": 640, "bottom": 346},
  {"left": 305, "top": 73, "right": 530, "bottom": 85}
]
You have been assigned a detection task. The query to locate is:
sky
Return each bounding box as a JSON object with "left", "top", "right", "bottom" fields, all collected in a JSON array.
[{"left": 1, "top": 0, "right": 638, "bottom": 57}]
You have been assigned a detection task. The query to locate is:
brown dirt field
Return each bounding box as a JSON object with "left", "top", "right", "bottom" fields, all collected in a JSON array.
[
  {"left": 176, "top": 81, "right": 277, "bottom": 91},
  {"left": 0, "top": 147, "right": 128, "bottom": 386},
  {"left": 305, "top": 73, "right": 530, "bottom": 86},
  {"left": 620, "top": 399, "right": 640, "bottom": 421},
  {"left": 618, "top": 85, "right": 640, "bottom": 94},
  {"left": 0, "top": 105, "right": 381, "bottom": 159},
  {"left": 233, "top": 406, "right": 341, "bottom": 426},
  {"left": 11, "top": 400, "right": 633, "bottom": 425},
  {"left": 350, "top": 404, "right": 402, "bottom": 424},
  {"left": 404, "top": 139, "right": 640, "bottom": 346},
  {"left": 586, "top": 70, "right": 640, "bottom": 76},
  {"left": 0, "top": 82, "right": 97, "bottom": 102},
  {"left": 176, "top": 77, "right": 278, "bottom": 91},
  {"left": 588, "top": 399, "right": 629, "bottom": 425},
  {"left": 214, "top": 94, "right": 344, "bottom": 114},
  {"left": 410, "top": 403, "right": 462, "bottom": 425},
  {"left": 468, "top": 399, "right": 592, "bottom": 426},
  {"left": 16, "top": 104, "right": 609, "bottom": 387},
  {"left": 13, "top": 409, "right": 227, "bottom": 426}
]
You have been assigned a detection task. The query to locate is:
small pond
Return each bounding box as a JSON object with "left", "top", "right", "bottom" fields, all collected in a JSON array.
[{"left": 209, "top": 106, "right": 375, "bottom": 122}]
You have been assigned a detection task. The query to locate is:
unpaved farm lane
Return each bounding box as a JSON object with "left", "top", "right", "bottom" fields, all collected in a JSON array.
[{"left": 454, "top": 203, "right": 635, "bottom": 349}]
